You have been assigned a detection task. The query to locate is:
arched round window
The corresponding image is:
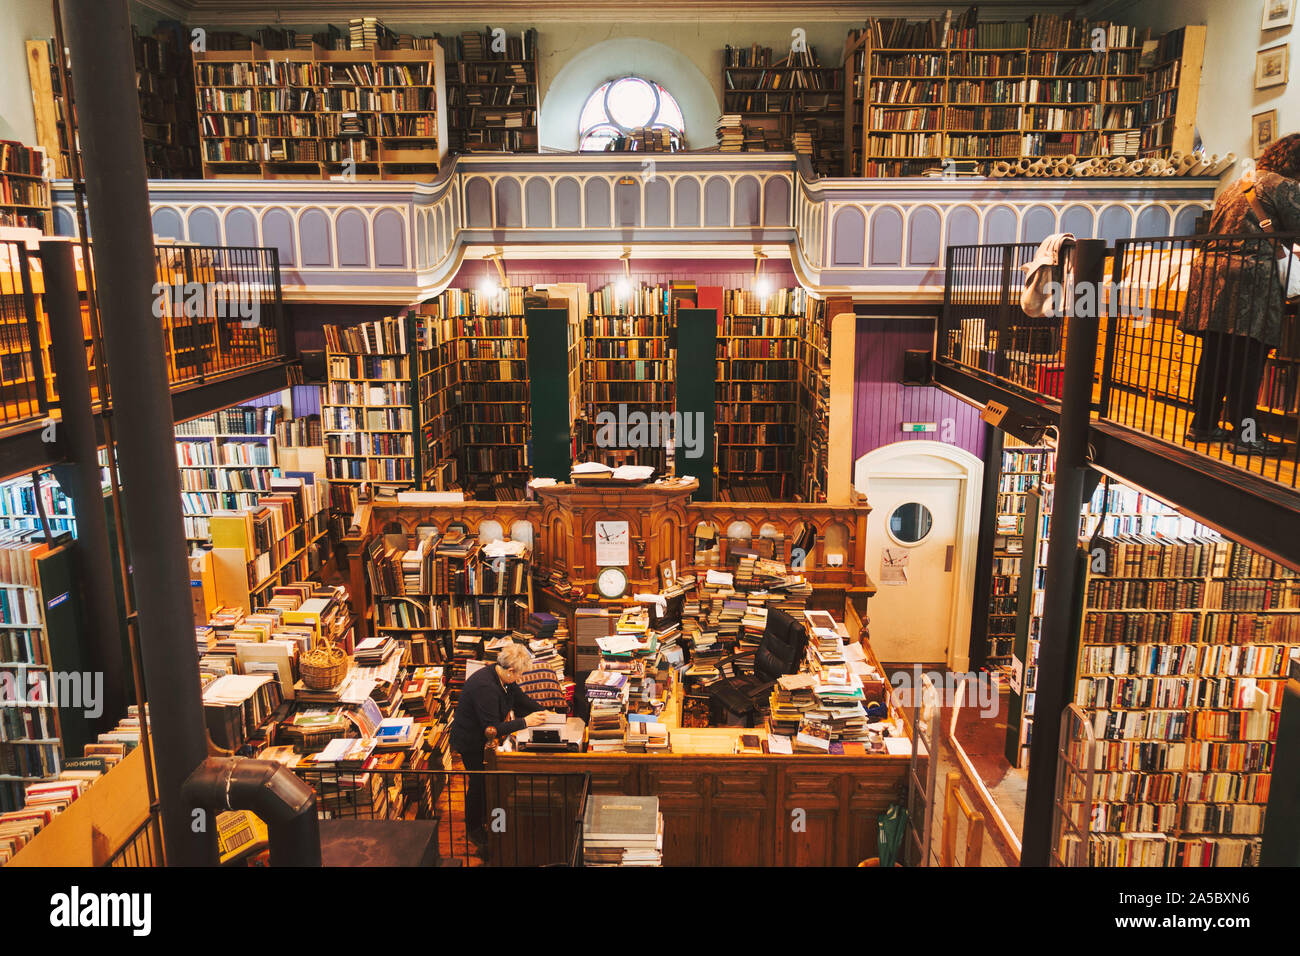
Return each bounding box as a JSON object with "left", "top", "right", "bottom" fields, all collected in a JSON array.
[
  {"left": 579, "top": 77, "right": 685, "bottom": 152},
  {"left": 888, "top": 503, "right": 934, "bottom": 545}
]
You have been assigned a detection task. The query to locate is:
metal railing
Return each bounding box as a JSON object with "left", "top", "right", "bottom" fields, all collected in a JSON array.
[
  {"left": 106, "top": 813, "right": 163, "bottom": 867},
  {"left": 938, "top": 234, "right": 1300, "bottom": 492},
  {"left": 939, "top": 242, "right": 1068, "bottom": 405},
  {"left": 152, "top": 244, "right": 286, "bottom": 388},
  {"left": 294, "top": 767, "right": 589, "bottom": 867},
  {"left": 1102, "top": 233, "right": 1300, "bottom": 487},
  {"left": 0, "top": 242, "right": 287, "bottom": 437},
  {"left": 0, "top": 240, "right": 52, "bottom": 428}
]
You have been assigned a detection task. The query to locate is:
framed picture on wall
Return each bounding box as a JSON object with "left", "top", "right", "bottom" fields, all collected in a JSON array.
[
  {"left": 1263, "top": 0, "right": 1295, "bottom": 30},
  {"left": 1254, "top": 109, "right": 1280, "bottom": 157},
  {"left": 1256, "top": 44, "right": 1290, "bottom": 88}
]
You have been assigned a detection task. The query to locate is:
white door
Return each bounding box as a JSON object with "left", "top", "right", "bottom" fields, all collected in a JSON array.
[{"left": 864, "top": 476, "right": 961, "bottom": 666}]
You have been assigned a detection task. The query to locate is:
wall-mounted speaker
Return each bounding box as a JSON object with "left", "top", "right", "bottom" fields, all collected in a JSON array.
[
  {"left": 902, "top": 348, "right": 932, "bottom": 385},
  {"left": 300, "top": 349, "right": 326, "bottom": 382}
]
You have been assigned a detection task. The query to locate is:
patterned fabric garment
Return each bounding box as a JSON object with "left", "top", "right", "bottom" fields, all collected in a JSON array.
[
  {"left": 517, "top": 665, "right": 566, "bottom": 711},
  {"left": 1179, "top": 170, "right": 1300, "bottom": 348}
]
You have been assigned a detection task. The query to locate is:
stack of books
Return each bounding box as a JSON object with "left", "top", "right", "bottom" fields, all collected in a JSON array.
[
  {"left": 583, "top": 794, "right": 663, "bottom": 866},
  {"left": 717, "top": 114, "right": 743, "bottom": 150},
  {"left": 585, "top": 670, "right": 628, "bottom": 752}
]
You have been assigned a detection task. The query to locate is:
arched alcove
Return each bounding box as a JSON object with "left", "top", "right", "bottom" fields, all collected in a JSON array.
[{"left": 539, "top": 37, "right": 720, "bottom": 151}]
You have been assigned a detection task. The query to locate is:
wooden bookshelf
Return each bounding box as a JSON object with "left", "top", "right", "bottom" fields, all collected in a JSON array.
[
  {"left": 580, "top": 284, "right": 675, "bottom": 472},
  {"left": 715, "top": 288, "right": 825, "bottom": 501},
  {"left": 322, "top": 315, "right": 438, "bottom": 518},
  {"left": 844, "top": 14, "right": 1192, "bottom": 176},
  {"left": 1138, "top": 25, "right": 1206, "bottom": 159},
  {"left": 984, "top": 445, "right": 1053, "bottom": 670},
  {"left": 0, "top": 141, "right": 50, "bottom": 232},
  {"left": 363, "top": 535, "right": 533, "bottom": 703},
  {"left": 1067, "top": 535, "right": 1300, "bottom": 867},
  {"left": 1008, "top": 478, "right": 1214, "bottom": 767},
  {"left": 437, "top": 288, "right": 532, "bottom": 498},
  {"left": 0, "top": 539, "right": 71, "bottom": 813},
  {"left": 440, "top": 28, "right": 539, "bottom": 154},
  {"left": 208, "top": 475, "right": 325, "bottom": 612},
  {"left": 723, "top": 44, "right": 845, "bottom": 177},
  {"left": 194, "top": 41, "right": 447, "bottom": 180},
  {"left": 796, "top": 300, "right": 830, "bottom": 502},
  {"left": 0, "top": 472, "right": 76, "bottom": 537},
  {"left": 134, "top": 24, "right": 201, "bottom": 179},
  {"left": 175, "top": 405, "right": 287, "bottom": 543}
]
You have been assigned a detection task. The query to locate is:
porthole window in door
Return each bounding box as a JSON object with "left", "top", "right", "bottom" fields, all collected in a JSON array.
[{"left": 888, "top": 502, "right": 933, "bottom": 545}]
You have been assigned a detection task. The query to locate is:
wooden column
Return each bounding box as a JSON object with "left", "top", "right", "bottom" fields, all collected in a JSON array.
[{"left": 827, "top": 301, "right": 857, "bottom": 505}]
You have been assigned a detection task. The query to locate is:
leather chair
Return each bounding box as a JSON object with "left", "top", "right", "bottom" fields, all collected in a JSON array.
[{"left": 707, "top": 609, "right": 809, "bottom": 725}]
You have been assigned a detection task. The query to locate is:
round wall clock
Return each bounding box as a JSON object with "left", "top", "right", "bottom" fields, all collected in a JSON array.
[{"left": 596, "top": 566, "right": 628, "bottom": 599}]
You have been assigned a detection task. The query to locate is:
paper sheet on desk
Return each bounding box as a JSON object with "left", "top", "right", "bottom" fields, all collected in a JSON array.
[{"left": 597, "top": 635, "right": 643, "bottom": 654}]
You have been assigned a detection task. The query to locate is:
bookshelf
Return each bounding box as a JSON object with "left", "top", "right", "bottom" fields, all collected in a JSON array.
[
  {"left": 844, "top": 14, "right": 1191, "bottom": 177},
  {"left": 438, "top": 288, "right": 532, "bottom": 499},
  {"left": 441, "top": 28, "right": 539, "bottom": 153},
  {"left": 716, "top": 288, "right": 824, "bottom": 501},
  {"left": 322, "top": 314, "right": 438, "bottom": 518},
  {"left": 0, "top": 538, "right": 73, "bottom": 813},
  {"left": 796, "top": 298, "right": 831, "bottom": 503},
  {"left": 1069, "top": 535, "right": 1300, "bottom": 867},
  {"left": 134, "top": 24, "right": 201, "bottom": 179},
  {"left": 24, "top": 39, "right": 74, "bottom": 182},
  {"left": 1137, "top": 26, "right": 1206, "bottom": 159},
  {"left": 985, "top": 444, "right": 1053, "bottom": 670},
  {"left": 0, "top": 141, "right": 49, "bottom": 232},
  {"left": 1008, "top": 478, "right": 1214, "bottom": 767},
  {"left": 363, "top": 532, "right": 533, "bottom": 703},
  {"left": 0, "top": 472, "right": 76, "bottom": 537},
  {"left": 580, "top": 284, "right": 675, "bottom": 472},
  {"left": 176, "top": 405, "right": 284, "bottom": 543},
  {"left": 208, "top": 475, "right": 325, "bottom": 612},
  {"left": 723, "top": 44, "right": 845, "bottom": 177},
  {"left": 194, "top": 40, "right": 447, "bottom": 180}
]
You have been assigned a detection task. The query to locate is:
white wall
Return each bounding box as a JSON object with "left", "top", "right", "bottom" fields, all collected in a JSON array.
[
  {"left": 1121, "top": 0, "right": 1300, "bottom": 167},
  {"left": 0, "top": 0, "right": 56, "bottom": 144}
]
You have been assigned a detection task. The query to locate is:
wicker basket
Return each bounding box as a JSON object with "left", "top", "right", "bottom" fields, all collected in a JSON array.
[{"left": 300, "top": 638, "right": 349, "bottom": 690}]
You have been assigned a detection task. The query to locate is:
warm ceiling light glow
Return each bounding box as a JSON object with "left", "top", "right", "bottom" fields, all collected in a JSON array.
[
  {"left": 615, "top": 276, "right": 632, "bottom": 299},
  {"left": 755, "top": 274, "right": 773, "bottom": 298}
]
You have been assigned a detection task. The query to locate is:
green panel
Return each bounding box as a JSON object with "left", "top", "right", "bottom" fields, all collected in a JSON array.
[
  {"left": 525, "top": 307, "right": 572, "bottom": 480},
  {"left": 675, "top": 308, "right": 717, "bottom": 500},
  {"left": 37, "top": 546, "right": 92, "bottom": 757}
]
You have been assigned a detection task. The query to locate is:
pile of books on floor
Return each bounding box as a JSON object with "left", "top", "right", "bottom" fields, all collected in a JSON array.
[{"left": 583, "top": 794, "right": 663, "bottom": 866}]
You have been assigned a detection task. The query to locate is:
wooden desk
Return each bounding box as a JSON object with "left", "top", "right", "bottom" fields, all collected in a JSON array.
[{"left": 491, "top": 634, "right": 916, "bottom": 867}]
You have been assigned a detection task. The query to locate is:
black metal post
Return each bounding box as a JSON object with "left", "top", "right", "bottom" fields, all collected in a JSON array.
[
  {"left": 966, "top": 423, "right": 1003, "bottom": 670},
  {"left": 38, "top": 238, "right": 127, "bottom": 733},
  {"left": 61, "top": 0, "right": 216, "bottom": 866},
  {"left": 1020, "top": 238, "right": 1106, "bottom": 866}
]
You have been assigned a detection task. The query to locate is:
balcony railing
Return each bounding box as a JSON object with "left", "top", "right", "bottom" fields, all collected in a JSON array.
[
  {"left": 937, "top": 234, "right": 1300, "bottom": 494},
  {"left": 0, "top": 241, "right": 288, "bottom": 438}
]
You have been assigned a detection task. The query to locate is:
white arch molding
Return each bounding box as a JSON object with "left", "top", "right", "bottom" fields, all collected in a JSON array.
[{"left": 854, "top": 440, "right": 983, "bottom": 671}]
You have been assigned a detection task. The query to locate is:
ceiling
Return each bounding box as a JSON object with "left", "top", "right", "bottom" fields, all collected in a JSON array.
[{"left": 134, "top": 0, "right": 1101, "bottom": 26}]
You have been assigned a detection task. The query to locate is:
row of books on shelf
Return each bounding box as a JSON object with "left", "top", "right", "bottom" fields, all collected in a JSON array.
[
  {"left": 1, "top": 709, "right": 146, "bottom": 855},
  {"left": 446, "top": 27, "right": 537, "bottom": 63}
]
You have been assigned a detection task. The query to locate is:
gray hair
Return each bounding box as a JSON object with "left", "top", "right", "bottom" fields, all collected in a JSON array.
[{"left": 497, "top": 644, "right": 533, "bottom": 675}]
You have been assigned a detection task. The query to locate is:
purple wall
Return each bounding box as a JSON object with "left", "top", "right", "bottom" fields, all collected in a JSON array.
[{"left": 852, "top": 315, "right": 984, "bottom": 462}]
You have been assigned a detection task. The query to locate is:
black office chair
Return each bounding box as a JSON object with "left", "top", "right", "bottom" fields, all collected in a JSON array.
[{"left": 707, "top": 609, "right": 809, "bottom": 725}]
